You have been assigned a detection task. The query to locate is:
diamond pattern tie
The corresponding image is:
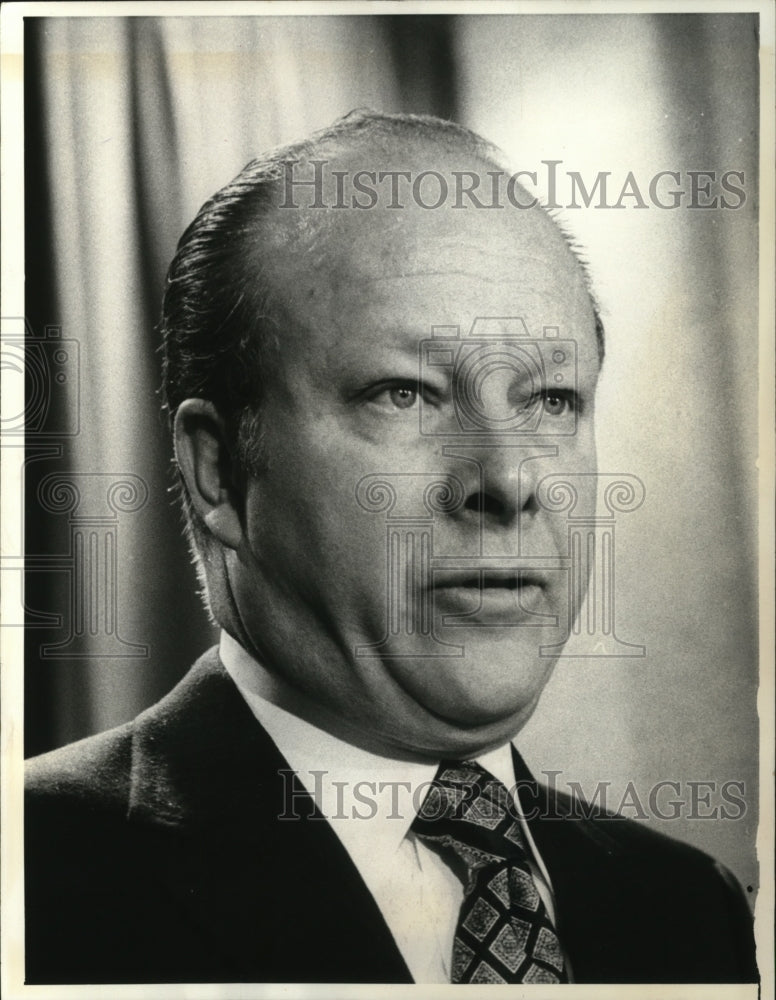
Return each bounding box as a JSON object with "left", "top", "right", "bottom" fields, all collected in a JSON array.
[{"left": 412, "top": 760, "right": 568, "bottom": 984}]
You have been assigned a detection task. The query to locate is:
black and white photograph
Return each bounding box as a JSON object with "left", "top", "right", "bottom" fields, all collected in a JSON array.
[{"left": 1, "top": 1, "right": 773, "bottom": 995}]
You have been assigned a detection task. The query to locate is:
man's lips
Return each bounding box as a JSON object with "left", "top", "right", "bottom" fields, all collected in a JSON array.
[
  {"left": 429, "top": 569, "right": 550, "bottom": 620},
  {"left": 431, "top": 569, "right": 548, "bottom": 590}
]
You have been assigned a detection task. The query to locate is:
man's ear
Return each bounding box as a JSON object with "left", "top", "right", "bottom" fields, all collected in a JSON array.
[{"left": 174, "top": 399, "right": 245, "bottom": 551}]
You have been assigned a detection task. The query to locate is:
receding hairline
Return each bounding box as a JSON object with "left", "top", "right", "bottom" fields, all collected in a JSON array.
[{"left": 233, "top": 110, "right": 604, "bottom": 358}]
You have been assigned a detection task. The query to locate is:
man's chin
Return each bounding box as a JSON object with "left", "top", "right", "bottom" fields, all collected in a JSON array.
[
  {"left": 382, "top": 713, "right": 532, "bottom": 762},
  {"left": 377, "top": 682, "right": 549, "bottom": 760},
  {"left": 388, "top": 654, "right": 555, "bottom": 731}
]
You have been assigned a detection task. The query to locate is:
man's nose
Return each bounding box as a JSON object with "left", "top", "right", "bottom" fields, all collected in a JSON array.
[{"left": 455, "top": 443, "right": 551, "bottom": 528}]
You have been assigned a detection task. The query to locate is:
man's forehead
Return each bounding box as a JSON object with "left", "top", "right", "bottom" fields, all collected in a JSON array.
[
  {"left": 249, "top": 137, "right": 597, "bottom": 352},
  {"left": 260, "top": 224, "right": 597, "bottom": 381}
]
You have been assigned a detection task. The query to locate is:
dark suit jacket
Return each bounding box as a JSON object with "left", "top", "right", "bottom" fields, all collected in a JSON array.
[{"left": 25, "top": 647, "right": 758, "bottom": 984}]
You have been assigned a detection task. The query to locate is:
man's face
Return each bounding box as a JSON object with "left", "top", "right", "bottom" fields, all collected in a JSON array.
[{"left": 228, "top": 177, "right": 601, "bottom": 758}]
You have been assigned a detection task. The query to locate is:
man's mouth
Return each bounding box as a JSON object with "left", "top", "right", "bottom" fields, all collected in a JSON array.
[
  {"left": 429, "top": 570, "right": 549, "bottom": 621},
  {"left": 433, "top": 570, "right": 547, "bottom": 590}
]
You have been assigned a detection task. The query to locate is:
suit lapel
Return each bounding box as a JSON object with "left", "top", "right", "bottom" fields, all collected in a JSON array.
[{"left": 128, "top": 649, "right": 413, "bottom": 983}]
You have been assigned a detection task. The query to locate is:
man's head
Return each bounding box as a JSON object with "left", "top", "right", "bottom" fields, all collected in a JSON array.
[{"left": 162, "top": 109, "right": 603, "bottom": 759}]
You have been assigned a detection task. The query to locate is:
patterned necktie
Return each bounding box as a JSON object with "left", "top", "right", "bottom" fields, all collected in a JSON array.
[{"left": 411, "top": 760, "right": 568, "bottom": 984}]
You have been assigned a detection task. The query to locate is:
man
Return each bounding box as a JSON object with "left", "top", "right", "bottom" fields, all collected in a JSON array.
[{"left": 25, "top": 110, "right": 757, "bottom": 985}]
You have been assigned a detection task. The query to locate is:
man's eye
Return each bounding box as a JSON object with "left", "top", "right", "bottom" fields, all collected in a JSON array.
[
  {"left": 542, "top": 392, "right": 570, "bottom": 416},
  {"left": 387, "top": 386, "right": 418, "bottom": 409}
]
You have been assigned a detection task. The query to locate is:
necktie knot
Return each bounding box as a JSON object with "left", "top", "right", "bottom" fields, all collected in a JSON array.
[
  {"left": 416, "top": 761, "right": 511, "bottom": 820},
  {"left": 412, "top": 760, "right": 528, "bottom": 872}
]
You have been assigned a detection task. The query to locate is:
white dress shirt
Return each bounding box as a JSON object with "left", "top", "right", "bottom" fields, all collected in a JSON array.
[{"left": 219, "top": 630, "right": 560, "bottom": 984}]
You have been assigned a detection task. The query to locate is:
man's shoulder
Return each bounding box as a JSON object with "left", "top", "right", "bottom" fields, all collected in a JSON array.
[
  {"left": 24, "top": 646, "right": 224, "bottom": 818},
  {"left": 535, "top": 784, "right": 757, "bottom": 983},
  {"left": 25, "top": 720, "right": 135, "bottom": 816},
  {"left": 547, "top": 783, "right": 750, "bottom": 903}
]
